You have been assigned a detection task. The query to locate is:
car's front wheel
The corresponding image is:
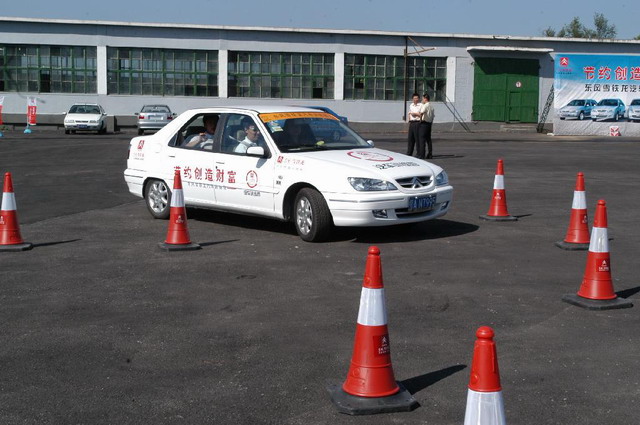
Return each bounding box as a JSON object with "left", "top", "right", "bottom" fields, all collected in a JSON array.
[
  {"left": 145, "top": 179, "right": 171, "bottom": 219},
  {"left": 578, "top": 112, "right": 584, "bottom": 120},
  {"left": 293, "top": 188, "right": 332, "bottom": 242}
]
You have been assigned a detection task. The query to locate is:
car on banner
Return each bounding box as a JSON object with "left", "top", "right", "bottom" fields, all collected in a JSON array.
[
  {"left": 627, "top": 99, "right": 640, "bottom": 122},
  {"left": 591, "top": 98, "right": 625, "bottom": 122},
  {"left": 124, "top": 106, "right": 453, "bottom": 242},
  {"left": 558, "top": 99, "right": 597, "bottom": 120},
  {"left": 63, "top": 103, "right": 107, "bottom": 134}
]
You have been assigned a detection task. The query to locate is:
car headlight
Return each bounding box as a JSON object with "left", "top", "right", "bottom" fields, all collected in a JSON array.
[
  {"left": 90, "top": 120, "right": 97, "bottom": 123},
  {"left": 435, "top": 171, "right": 449, "bottom": 186},
  {"left": 65, "top": 119, "right": 74, "bottom": 124},
  {"left": 348, "top": 177, "right": 398, "bottom": 191}
]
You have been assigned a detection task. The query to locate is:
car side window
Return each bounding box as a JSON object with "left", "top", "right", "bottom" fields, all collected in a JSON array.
[
  {"left": 169, "top": 113, "right": 220, "bottom": 152},
  {"left": 220, "top": 114, "right": 267, "bottom": 156}
]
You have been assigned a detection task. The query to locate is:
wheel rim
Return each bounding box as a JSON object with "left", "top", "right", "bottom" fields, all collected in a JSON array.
[
  {"left": 296, "top": 196, "right": 313, "bottom": 235},
  {"left": 148, "top": 181, "right": 169, "bottom": 213}
]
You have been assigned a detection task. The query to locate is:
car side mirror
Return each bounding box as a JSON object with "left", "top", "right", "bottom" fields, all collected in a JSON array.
[
  {"left": 366, "top": 140, "right": 374, "bottom": 147},
  {"left": 246, "top": 146, "right": 266, "bottom": 157}
]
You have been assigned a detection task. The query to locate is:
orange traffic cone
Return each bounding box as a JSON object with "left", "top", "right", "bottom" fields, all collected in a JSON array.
[
  {"left": 0, "top": 172, "right": 33, "bottom": 252},
  {"left": 555, "top": 172, "right": 590, "bottom": 250},
  {"left": 562, "top": 200, "right": 632, "bottom": 310},
  {"left": 158, "top": 170, "right": 201, "bottom": 251},
  {"left": 463, "top": 326, "right": 506, "bottom": 425},
  {"left": 480, "top": 159, "right": 517, "bottom": 221},
  {"left": 328, "top": 246, "right": 417, "bottom": 415}
]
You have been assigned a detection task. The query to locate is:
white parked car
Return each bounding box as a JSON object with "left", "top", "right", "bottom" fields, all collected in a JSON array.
[
  {"left": 124, "top": 106, "right": 453, "bottom": 241},
  {"left": 64, "top": 104, "right": 107, "bottom": 134}
]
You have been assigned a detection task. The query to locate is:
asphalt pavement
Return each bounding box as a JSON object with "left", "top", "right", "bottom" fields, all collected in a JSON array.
[{"left": 1, "top": 129, "right": 639, "bottom": 424}]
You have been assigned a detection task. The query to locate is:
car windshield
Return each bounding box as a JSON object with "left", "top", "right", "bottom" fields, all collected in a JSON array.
[
  {"left": 597, "top": 99, "right": 618, "bottom": 106},
  {"left": 260, "top": 112, "right": 369, "bottom": 153},
  {"left": 567, "top": 100, "right": 586, "bottom": 106},
  {"left": 630, "top": 100, "right": 640, "bottom": 106},
  {"left": 69, "top": 105, "right": 101, "bottom": 114},
  {"left": 142, "top": 105, "right": 170, "bottom": 113}
]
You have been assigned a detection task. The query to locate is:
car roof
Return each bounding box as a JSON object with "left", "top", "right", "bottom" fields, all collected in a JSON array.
[{"left": 182, "top": 105, "right": 321, "bottom": 115}]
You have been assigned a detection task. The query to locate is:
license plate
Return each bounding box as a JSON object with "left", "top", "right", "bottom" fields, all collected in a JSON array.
[
  {"left": 408, "top": 194, "right": 436, "bottom": 211},
  {"left": 79, "top": 124, "right": 88, "bottom": 128}
]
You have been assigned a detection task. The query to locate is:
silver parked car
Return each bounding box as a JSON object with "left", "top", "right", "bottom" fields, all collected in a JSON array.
[
  {"left": 627, "top": 99, "right": 640, "bottom": 122},
  {"left": 136, "top": 105, "right": 176, "bottom": 135},
  {"left": 558, "top": 99, "right": 597, "bottom": 120},
  {"left": 591, "top": 99, "right": 625, "bottom": 122}
]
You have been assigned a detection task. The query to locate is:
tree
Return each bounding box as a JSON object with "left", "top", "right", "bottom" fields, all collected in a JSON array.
[
  {"left": 542, "top": 13, "right": 617, "bottom": 39},
  {"left": 634, "top": 34, "right": 640, "bottom": 40},
  {"left": 592, "top": 13, "right": 616, "bottom": 38}
]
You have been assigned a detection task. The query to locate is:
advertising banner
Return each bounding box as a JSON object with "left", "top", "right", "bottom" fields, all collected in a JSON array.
[
  {"left": 554, "top": 54, "right": 640, "bottom": 136},
  {"left": 27, "top": 96, "right": 37, "bottom": 126},
  {"left": 0, "top": 96, "right": 4, "bottom": 126}
]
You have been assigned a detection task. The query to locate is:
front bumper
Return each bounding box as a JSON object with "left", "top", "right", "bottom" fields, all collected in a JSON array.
[
  {"left": 65, "top": 123, "right": 102, "bottom": 130},
  {"left": 591, "top": 111, "right": 616, "bottom": 120},
  {"left": 559, "top": 110, "right": 580, "bottom": 119},
  {"left": 325, "top": 185, "right": 453, "bottom": 227}
]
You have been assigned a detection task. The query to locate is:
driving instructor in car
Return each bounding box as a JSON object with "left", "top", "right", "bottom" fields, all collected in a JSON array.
[{"left": 234, "top": 117, "right": 263, "bottom": 153}]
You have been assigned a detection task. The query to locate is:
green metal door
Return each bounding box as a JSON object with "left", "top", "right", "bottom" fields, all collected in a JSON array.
[{"left": 473, "top": 58, "right": 539, "bottom": 123}]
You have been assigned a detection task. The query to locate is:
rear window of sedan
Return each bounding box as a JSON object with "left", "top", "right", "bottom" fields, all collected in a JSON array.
[{"left": 141, "top": 105, "right": 170, "bottom": 113}]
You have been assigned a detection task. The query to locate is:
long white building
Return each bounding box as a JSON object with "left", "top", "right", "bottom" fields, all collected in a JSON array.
[{"left": 1, "top": 16, "right": 640, "bottom": 128}]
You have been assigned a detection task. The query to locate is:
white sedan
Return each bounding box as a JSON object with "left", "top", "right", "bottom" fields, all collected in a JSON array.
[
  {"left": 124, "top": 106, "right": 453, "bottom": 242},
  {"left": 64, "top": 103, "right": 107, "bottom": 134}
]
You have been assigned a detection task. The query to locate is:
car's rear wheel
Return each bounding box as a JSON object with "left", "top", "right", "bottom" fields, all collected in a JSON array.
[
  {"left": 293, "top": 188, "right": 332, "bottom": 242},
  {"left": 138, "top": 129, "right": 144, "bottom": 135},
  {"left": 145, "top": 179, "right": 171, "bottom": 219},
  {"left": 65, "top": 129, "right": 70, "bottom": 134}
]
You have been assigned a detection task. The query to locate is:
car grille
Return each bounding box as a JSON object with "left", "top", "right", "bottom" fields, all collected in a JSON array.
[
  {"left": 395, "top": 175, "right": 432, "bottom": 189},
  {"left": 75, "top": 120, "right": 89, "bottom": 123}
]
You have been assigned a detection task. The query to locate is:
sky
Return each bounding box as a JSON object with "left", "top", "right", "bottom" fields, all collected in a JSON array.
[{"left": 1, "top": 0, "right": 639, "bottom": 40}]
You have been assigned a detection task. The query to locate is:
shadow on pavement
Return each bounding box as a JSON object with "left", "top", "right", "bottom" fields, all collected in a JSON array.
[
  {"left": 401, "top": 364, "right": 467, "bottom": 395},
  {"left": 348, "top": 219, "right": 479, "bottom": 243},
  {"left": 616, "top": 286, "right": 640, "bottom": 299},
  {"left": 32, "top": 239, "right": 81, "bottom": 248}
]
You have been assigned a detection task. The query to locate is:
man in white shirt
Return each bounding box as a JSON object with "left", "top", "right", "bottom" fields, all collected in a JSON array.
[
  {"left": 406, "top": 93, "right": 422, "bottom": 157},
  {"left": 184, "top": 114, "right": 218, "bottom": 149},
  {"left": 234, "top": 117, "right": 262, "bottom": 154},
  {"left": 419, "top": 93, "right": 435, "bottom": 159}
]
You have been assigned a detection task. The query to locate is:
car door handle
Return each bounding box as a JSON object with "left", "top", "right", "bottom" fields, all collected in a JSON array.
[
  {"left": 215, "top": 161, "right": 225, "bottom": 165},
  {"left": 168, "top": 153, "right": 176, "bottom": 158}
]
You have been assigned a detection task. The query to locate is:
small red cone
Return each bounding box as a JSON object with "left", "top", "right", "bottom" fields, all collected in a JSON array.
[
  {"left": 463, "top": 326, "right": 506, "bottom": 425},
  {"left": 480, "top": 159, "right": 517, "bottom": 221},
  {"left": 158, "top": 170, "right": 201, "bottom": 251},
  {"left": 562, "top": 200, "right": 632, "bottom": 310},
  {"left": 328, "top": 246, "right": 417, "bottom": 415},
  {"left": 0, "top": 172, "right": 33, "bottom": 252},
  {"left": 555, "top": 172, "right": 590, "bottom": 250}
]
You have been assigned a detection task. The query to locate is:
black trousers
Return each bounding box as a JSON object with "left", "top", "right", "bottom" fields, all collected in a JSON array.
[
  {"left": 406, "top": 121, "right": 421, "bottom": 156},
  {"left": 419, "top": 121, "right": 432, "bottom": 158}
]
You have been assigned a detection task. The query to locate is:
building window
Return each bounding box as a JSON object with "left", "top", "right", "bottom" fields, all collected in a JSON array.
[
  {"left": 344, "top": 54, "right": 447, "bottom": 101},
  {"left": 228, "top": 52, "right": 334, "bottom": 99},
  {"left": 0, "top": 44, "right": 97, "bottom": 93},
  {"left": 107, "top": 48, "right": 218, "bottom": 96}
]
